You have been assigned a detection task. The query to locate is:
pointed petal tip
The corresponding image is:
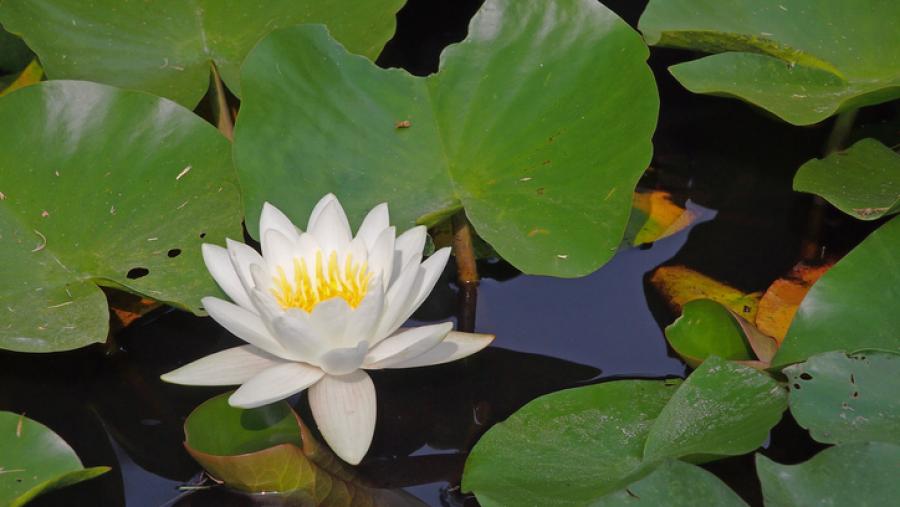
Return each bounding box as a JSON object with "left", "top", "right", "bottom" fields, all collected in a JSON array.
[{"left": 309, "top": 371, "right": 376, "bottom": 465}]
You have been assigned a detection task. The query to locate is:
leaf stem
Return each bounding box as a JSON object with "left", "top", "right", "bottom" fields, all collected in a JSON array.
[
  {"left": 210, "top": 63, "right": 234, "bottom": 141},
  {"left": 451, "top": 211, "right": 479, "bottom": 332}
]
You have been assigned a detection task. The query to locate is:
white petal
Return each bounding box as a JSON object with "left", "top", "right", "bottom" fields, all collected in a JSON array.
[
  {"left": 392, "top": 226, "right": 426, "bottom": 283},
  {"left": 356, "top": 202, "right": 389, "bottom": 249},
  {"left": 319, "top": 341, "right": 369, "bottom": 375},
  {"left": 387, "top": 247, "right": 451, "bottom": 332},
  {"left": 363, "top": 323, "right": 453, "bottom": 369},
  {"left": 368, "top": 226, "right": 396, "bottom": 288},
  {"left": 307, "top": 193, "right": 338, "bottom": 231},
  {"left": 377, "top": 331, "right": 494, "bottom": 369},
  {"left": 201, "top": 296, "right": 291, "bottom": 359},
  {"left": 271, "top": 309, "right": 329, "bottom": 363},
  {"left": 262, "top": 229, "right": 297, "bottom": 282},
  {"left": 344, "top": 280, "right": 384, "bottom": 346},
  {"left": 227, "top": 238, "right": 264, "bottom": 296},
  {"left": 202, "top": 244, "right": 254, "bottom": 310},
  {"left": 309, "top": 297, "right": 352, "bottom": 347},
  {"left": 260, "top": 202, "right": 301, "bottom": 242},
  {"left": 161, "top": 345, "right": 286, "bottom": 385},
  {"left": 229, "top": 362, "right": 325, "bottom": 409},
  {"left": 308, "top": 199, "right": 352, "bottom": 254},
  {"left": 309, "top": 370, "right": 376, "bottom": 465},
  {"left": 374, "top": 258, "right": 421, "bottom": 341}
]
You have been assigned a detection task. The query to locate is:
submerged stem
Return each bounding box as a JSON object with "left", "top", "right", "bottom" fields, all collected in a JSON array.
[
  {"left": 210, "top": 63, "right": 234, "bottom": 141},
  {"left": 451, "top": 211, "right": 479, "bottom": 332}
]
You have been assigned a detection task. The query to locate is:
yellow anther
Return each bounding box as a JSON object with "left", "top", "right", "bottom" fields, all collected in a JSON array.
[{"left": 270, "top": 251, "right": 371, "bottom": 311}]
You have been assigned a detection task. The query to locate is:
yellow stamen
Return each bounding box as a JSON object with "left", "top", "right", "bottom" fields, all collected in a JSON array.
[{"left": 270, "top": 251, "right": 371, "bottom": 311}]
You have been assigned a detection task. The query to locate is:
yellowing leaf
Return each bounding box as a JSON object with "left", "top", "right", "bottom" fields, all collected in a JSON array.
[
  {"left": 0, "top": 58, "right": 42, "bottom": 96},
  {"left": 756, "top": 262, "right": 832, "bottom": 343},
  {"left": 631, "top": 191, "right": 699, "bottom": 246},
  {"left": 650, "top": 265, "right": 761, "bottom": 321}
]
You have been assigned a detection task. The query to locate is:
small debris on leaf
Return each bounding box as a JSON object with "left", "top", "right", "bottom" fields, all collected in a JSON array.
[{"left": 395, "top": 120, "right": 412, "bottom": 128}]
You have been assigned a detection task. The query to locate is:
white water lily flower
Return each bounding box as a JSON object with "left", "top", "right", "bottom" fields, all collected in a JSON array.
[{"left": 162, "top": 194, "right": 493, "bottom": 464}]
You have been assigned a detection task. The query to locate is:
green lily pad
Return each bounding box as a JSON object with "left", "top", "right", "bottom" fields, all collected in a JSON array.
[
  {"left": 233, "top": 0, "right": 659, "bottom": 277},
  {"left": 0, "top": 0, "right": 406, "bottom": 108},
  {"left": 785, "top": 351, "right": 900, "bottom": 445},
  {"left": 461, "top": 380, "right": 680, "bottom": 507},
  {"left": 638, "top": 0, "right": 900, "bottom": 125},
  {"left": 185, "top": 393, "right": 424, "bottom": 505},
  {"left": 665, "top": 299, "right": 756, "bottom": 367},
  {"left": 794, "top": 138, "right": 900, "bottom": 220},
  {"left": 643, "top": 356, "right": 787, "bottom": 462},
  {"left": 772, "top": 215, "right": 900, "bottom": 368},
  {"left": 0, "top": 80, "right": 241, "bottom": 352},
  {"left": 594, "top": 460, "right": 746, "bottom": 507},
  {"left": 0, "top": 411, "right": 109, "bottom": 507},
  {"left": 756, "top": 442, "right": 900, "bottom": 506}
]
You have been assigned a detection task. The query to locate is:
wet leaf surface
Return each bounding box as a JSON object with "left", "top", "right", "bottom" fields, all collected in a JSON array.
[
  {"left": 639, "top": 0, "right": 900, "bottom": 125},
  {"left": 0, "top": 0, "right": 406, "bottom": 107},
  {"left": 0, "top": 411, "right": 109, "bottom": 507},
  {"left": 0, "top": 81, "right": 241, "bottom": 352},
  {"left": 756, "top": 442, "right": 900, "bottom": 506},
  {"left": 794, "top": 138, "right": 900, "bottom": 221},
  {"left": 785, "top": 351, "right": 900, "bottom": 445},
  {"left": 234, "top": 0, "right": 659, "bottom": 277}
]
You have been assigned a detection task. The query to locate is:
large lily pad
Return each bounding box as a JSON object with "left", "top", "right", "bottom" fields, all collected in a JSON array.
[
  {"left": 643, "top": 356, "right": 787, "bottom": 462},
  {"left": 772, "top": 216, "right": 900, "bottom": 368},
  {"left": 0, "top": 0, "right": 406, "bottom": 107},
  {"left": 0, "top": 411, "right": 109, "bottom": 507},
  {"left": 785, "top": 351, "right": 900, "bottom": 445},
  {"left": 794, "top": 138, "right": 900, "bottom": 220},
  {"left": 233, "top": 0, "right": 659, "bottom": 277},
  {"left": 756, "top": 442, "right": 900, "bottom": 506},
  {"left": 0, "top": 80, "right": 241, "bottom": 352},
  {"left": 461, "top": 380, "right": 680, "bottom": 507},
  {"left": 594, "top": 460, "right": 746, "bottom": 507},
  {"left": 185, "top": 393, "right": 423, "bottom": 505},
  {"left": 638, "top": 0, "right": 900, "bottom": 125}
]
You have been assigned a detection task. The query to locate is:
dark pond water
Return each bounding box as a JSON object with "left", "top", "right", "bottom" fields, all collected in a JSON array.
[{"left": 1, "top": 0, "right": 889, "bottom": 505}]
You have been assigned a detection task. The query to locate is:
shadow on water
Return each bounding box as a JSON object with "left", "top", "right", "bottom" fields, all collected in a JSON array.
[{"left": 1, "top": 0, "right": 888, "bottom": 505}]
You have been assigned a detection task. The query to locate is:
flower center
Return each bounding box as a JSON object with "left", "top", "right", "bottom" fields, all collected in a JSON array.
[{"left": 270, "top": 251, "right": 371, "bottom": 312}]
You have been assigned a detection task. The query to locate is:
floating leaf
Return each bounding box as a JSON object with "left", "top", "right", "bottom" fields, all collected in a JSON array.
[
  {"left": 0, "top": 59, "right": 42, "bottom": 97},
  {"left": 0, "top": 411, "right": 109, "bottom": 507},
  {"left": 639, "top": 0, "right": 900, "bottom": 125},
  {"left": 185, "top": 393, "right": 423, "bottom": 505},
  {"left": 594, "top": 460, "right": 747, "bottom": 507},
  {"left": 462, "top": 380, "right": 680, "bottom": 507},
  {"left": 794, "top": 138, "right": 900, "bottom": 220},
  {"left": 755, "top": 262, "right": 831, "bottom": 342},
  {"left": 756, "top": 442, "right": 900, "bottom": 506},
  {"left": 643, "top": 356, "right": 787, "bottom": 462},
  {"left": 626, "top": 191, "right": 701, "bottom": 246},
  {"left": 0, "top": 0, "right": 406, "bottom": 107},
  {"left": 785, "top": 351, "right": 900, "bottom": 445},
  {"left": 0, "top": 80, "right": 241, "bottom": 352},
  {"left": 233, "top": 0, "right": 659, "bottom": 277},
  {"left": 772, "top": 216, "right": 900, "bottom": 368},
  {"left": 664, "top": 299, "right": 755, "bottom": 368},
  {"left": 650, "top": 266, "right": 761, "bottom": 321}
]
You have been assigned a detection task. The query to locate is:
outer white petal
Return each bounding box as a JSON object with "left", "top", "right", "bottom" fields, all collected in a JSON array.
[
  {"left": 202, "top": 244, "right": 254, "bottom": 310},
  {"left": 260, "top": 202, "right": 301, "bottom": 243},
  {"left": 384, "top": 247, "right": 451, "bottom": 333},
  {"left": 392, "top": 226, "right": 426, "bottom": 284},
  {"left": 355, "top": 202, "right": 389, "bottom": 249},
  {"left": 308, "top": 297, "right": 352, "bottom": 347},
  {"left": 367, "top": 226, "right": 396, "bottom": 288},
  {"left": 344, "top": 280, "right": 384, "bottom": 346},
  {"left": 363, "top": 323, "right": 453, "bottom": 369},
  {"left": 376, "top": 331, "right": 494, "bottom": 369},
  {"left": 374, "top": 258, "right": 422, "bottom": 341},
  {"left": 229, "top": 362, "right": 325, "bottom": 409},
  {"left": 201, "top": 296, "right": 291, "bottom": 359},
  {"left": 307, "top": 193, "right": 338, "bottom": 231},
  {"left": 262, "top": 229, "right": 297, "bottom": 281},
  {"left": 319, "top": 341, "right": 369, "bottom": 375},
  {"left": 270, "top": 309, "right": 330, "bottom": 363},
  {"left": 308, "top": 199, "right": 352, "bottom": 253},
  {"left": 309, "top": 370, "right": 376, "bottom": 465},
  {"left": 161, "top": 345, "right": 286, "bottom": 385},
  {"left": 227, "top": 238, "right": 264, "bottom": 295}
]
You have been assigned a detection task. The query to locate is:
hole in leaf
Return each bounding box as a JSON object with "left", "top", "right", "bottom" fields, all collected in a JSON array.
[
  {"left": 167, "top": 248, "right": 182, "bottom": 258},
  {"left": 850, "top": 373, "right": 856, "bottom": 384},
  {"left": 127, "top": 267, "right": 150, "bottom": 279},
  {"left": 199, "top": 232, "right": 207, "bottom": 239},
  {"left": 851, "top": 391, "right": 860, "bottom": 399},
  {"left": 799, "top": 373, "right": 813, "bottom": 380},
  {"left": 792, "top": 383, "right": 801, "bottom": 390}
]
